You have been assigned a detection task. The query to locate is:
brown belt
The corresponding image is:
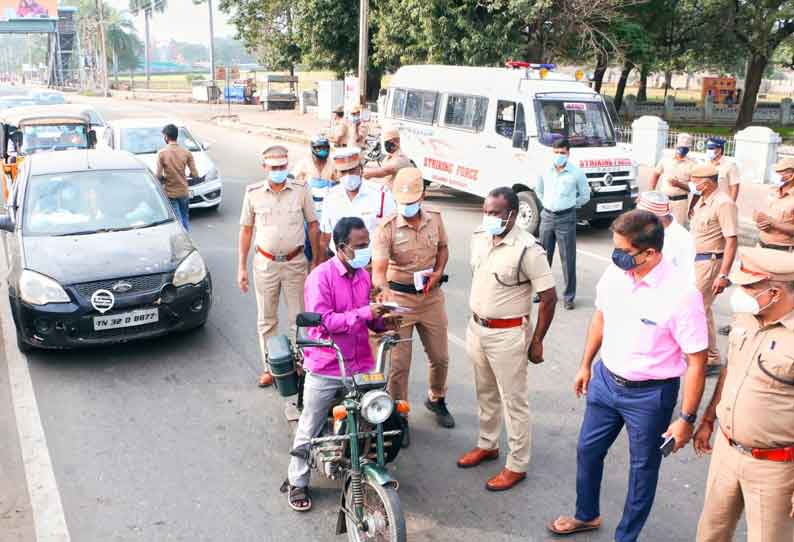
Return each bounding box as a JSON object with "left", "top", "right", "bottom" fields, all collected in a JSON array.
[
  {"left": 722, "top": 430, "right": 794, "bottom": 462},
  {"left": 256, "top": 246, "right": 303, "bottom": 262},
  {"left": 472, "top": 314, "right": 524, "bottom": 329},
  {"left": 759, "top": 241, "right": 794, "bottom": 253}
]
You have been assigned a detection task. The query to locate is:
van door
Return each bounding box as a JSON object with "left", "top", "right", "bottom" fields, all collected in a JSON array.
[{"left": 484, "top": 100, "right": 531, "bottom": 190}]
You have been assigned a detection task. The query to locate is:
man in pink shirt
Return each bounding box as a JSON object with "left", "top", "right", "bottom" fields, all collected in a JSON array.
[
  {"left": 286, "top": 216, "right": 393, "bottom": 512},
  {"left": 548, "top": 209, "right": 708, "bottom": 542}
]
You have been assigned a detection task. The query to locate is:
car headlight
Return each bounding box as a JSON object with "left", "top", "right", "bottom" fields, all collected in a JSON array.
[
  {"left": 19, "top": 270, "right": 70, "bottom": 305},
  {"left": 173, "top": 251, "right": 207, "bottom": 287},
  {"left": 360, "top": 390, "right": 394, "bottom": 425},
  {"left": 205, "top": 167, "right": 219, "bottom": 181}
]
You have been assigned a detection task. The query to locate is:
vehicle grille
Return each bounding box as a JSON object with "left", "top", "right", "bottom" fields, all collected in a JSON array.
[
  {"left": 188, "top": 175, "right": 206, "bottom": 186},
  {"left": 72, "top": 274, "right": 169, "bottom": 298},
  {"left": 585, "top": 171, "right": 631, "bottom": 179}
]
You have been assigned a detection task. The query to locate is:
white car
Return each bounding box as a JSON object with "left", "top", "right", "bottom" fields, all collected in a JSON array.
[{"left": 104, "top": 118, "right": 222, "bottom": 209}]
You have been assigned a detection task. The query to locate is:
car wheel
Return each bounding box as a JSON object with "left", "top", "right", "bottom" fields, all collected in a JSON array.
[{"left": 516, "top": 191, "right": 541, "bottom": 236}]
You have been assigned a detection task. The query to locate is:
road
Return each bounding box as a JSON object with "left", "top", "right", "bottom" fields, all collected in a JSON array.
[{"left": 0, "top": 96, "right": 742, "bottom": 542}]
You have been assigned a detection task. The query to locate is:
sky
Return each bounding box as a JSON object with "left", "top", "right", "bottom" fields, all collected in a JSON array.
[{"left": 106, "top": 0, "right": 237, "bottom": 44}]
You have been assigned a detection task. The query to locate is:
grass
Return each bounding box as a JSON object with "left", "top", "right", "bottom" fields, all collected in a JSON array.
[{"left": 600, "top": 83, "right": 789, "bottom": 104}]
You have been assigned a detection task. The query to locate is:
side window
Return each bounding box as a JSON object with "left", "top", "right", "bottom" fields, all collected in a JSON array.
[
  {"left": 442, "top": 94, "right": 488, "bottom": 131},
  {"left": 495, "top": 100, "right": 516, "bottom": 139},
  {"left": 103, "top": 128, "right": 113, "bottom": 148},
  {"left": 390, "top": 88, "right": 406, "bottom": 119},
  {"left": 391, "top": 88, "right": 437, "bottom": 123}
]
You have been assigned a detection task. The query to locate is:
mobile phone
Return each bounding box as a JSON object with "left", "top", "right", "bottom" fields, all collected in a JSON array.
[{"left": 660, "top": 435, "right": 676, "bottom": 457}]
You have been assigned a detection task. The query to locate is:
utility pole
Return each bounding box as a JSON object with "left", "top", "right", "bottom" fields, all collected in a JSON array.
[
  {"left": 95, "top": 0, "right": 109, "bottom": 96},
  {"left": 207, "top": 0, "right": 216, "bottom": 90},
  {"left": 356, "top": 0, "right": 368, "bottom": 107}
]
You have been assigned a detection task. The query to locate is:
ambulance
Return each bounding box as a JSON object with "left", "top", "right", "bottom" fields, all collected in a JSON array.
[{"left": 383, "top": 63, "right": 638, "bottom": 233}]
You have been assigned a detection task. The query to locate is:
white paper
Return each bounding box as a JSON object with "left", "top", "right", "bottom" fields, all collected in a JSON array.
[{"left": 414, "top": 268, "right": 433, "bottom": 291}]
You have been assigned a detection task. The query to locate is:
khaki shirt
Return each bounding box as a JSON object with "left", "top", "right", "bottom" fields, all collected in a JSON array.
[
  {"left": 379, "top": 152, "right": 413, "bottom": 192},
  {"left": 372, "top": 208, "right": 448, "bottom": 284},
  {"left": 156, "top": 143, "right": 198, "bottom": 199},
  {"left": 293, "top": 158, "right": 337, "bottom": 183},
  {"left": 349, "top": 122, "right": 368, "bottom": 149},
  {"left": 714, "top": 157, "right": 740, "bottom": 195},
  {"left": 331, "top": 119, "right": 349, "bottom": 147},
  {"left": 469, "top": 226, "right": 555, "bottom": 319},
  {"left": 239, "top": 179, "right": 317, "bottom": 255},
  {"left": 717, "top": 312, "right": 794, "bottom": 448},
  {"left": 691, "top": 190, "right": 738, "bottom": 253},
  {"left": 760, "top": 184, "right": 794, "bottom": 246},
  {"left": 654, "top": 156, "right": 695, "bottom": 197}
]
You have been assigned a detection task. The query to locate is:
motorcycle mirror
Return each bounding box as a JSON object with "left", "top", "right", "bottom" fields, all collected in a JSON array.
[{"left": 296, "top": 312, "right": 323, "bottom": 327}]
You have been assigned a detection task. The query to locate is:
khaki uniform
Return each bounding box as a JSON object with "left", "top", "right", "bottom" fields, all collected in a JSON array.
[
  {"left": 466, "top": 226, "right": 555, "bottom": 473},
  {"left": 715, "top": 157, "right": 740, "bottom": 196},
  {"left": 691, "top": 191, "right": 738, "bottom": 365},
  {"left": 379, "top": 152, "right": 413, "bottom": 192},
  {"left": 240, "top": 179, "right": 317, "bottom": 368},
  {"left": 654, "top": 155, "right": 695, "bottom": 225},
  {"left": 331, "top": 119, "right": 349, "bottom": 148},
  {"left": 292, "top": 158, "right": 337, "bottom": 183},
  {"left": 349, "top": 121, "right": 368, "bottom": 149},
  {"left": 372, "top": 208, "right": 449, "bottom": 402},
  {"left": 697, "top": 312, "right": 794, "bottom": 542},
  {"left": 760, "top": 184, "right": 794, "bottom": 249}
]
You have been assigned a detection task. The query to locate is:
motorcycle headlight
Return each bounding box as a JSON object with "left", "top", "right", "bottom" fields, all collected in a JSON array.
[
  {"left": 19, "top": 270, "right": 70, "bottom": 305},
  {"left": 205, "top": 167, "right": 219, "bottom": 181},
  {"left": 360, "top": 390, "right": 394, "bottom": 425},
  {"left": 173, "top": 251, "right": 207, "bottom": 287}
]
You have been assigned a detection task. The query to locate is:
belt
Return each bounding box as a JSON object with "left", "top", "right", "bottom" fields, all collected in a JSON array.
[
  {"left": 668, "top": 194, "right": 688, "bottom": 201},
  {"left": 388, "top": 281, "right": 422, "bottom": 295},
  {"left": 256, "top": 246, "right": 303, "bottom": 262},
  {"left": 695, "top": 252, "right": 724, "bottom": 261},
  {"left": 472, "top": 313, "right": 524, "bottom": 329},
  {"left": 603, "top": 363, "right": 679, "bottom": 389},
  {"left": 543, "top": 207, "right": 575, "bottom": 216},
  {"left": 760, "top": 241, "right": 794, "bottom": 253},
  {"left": 722, "top": 430, "right": 794, "bottom": 462}
]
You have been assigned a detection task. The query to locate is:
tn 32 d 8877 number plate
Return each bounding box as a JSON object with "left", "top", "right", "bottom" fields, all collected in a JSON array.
[{"left": 93, "top": 308, "right": 159, "bottom": 331}]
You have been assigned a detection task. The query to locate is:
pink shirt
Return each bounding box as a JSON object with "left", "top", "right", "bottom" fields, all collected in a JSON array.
[
  {"left": 595, "top": 258, "right": 708, "bottom": 381},
  {"left": 302, "top": 257, "right": 385, "bottom": 377}
]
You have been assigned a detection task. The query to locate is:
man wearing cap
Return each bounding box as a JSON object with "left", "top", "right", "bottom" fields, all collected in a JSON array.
[
  {"left": 363, "top": 127, "right": 412, "bottom": 192},
  {"left": 238, "top": 145, "right": 320, "bottom": 388},
  {"left": 330, "top": 106, "right": 349, "bottom": 148},
  {"left": 347, "top": 104, "right": 368, "bottom": 150},
  {"left": 458, "top": 187, "right": 558, "bottom": 491},
  {"left": 706, "top": 137, "right": 741, "bottom": 202},
  {"left": 649, "top": 133, "right": 695, "bottom": 226},
  {"left": 637, "top": 191, "right": 696, "bottom": 286},
  {"left": 689, "top": 162, "right": 738, "bottom": 377},
  {"left": 372, "top": 168, "right": 453, "bottom": 443},
  {"left": 754, "top": 157, "right": 794, "bottom": 253},
  {"left": 294, "top": 135, "right": 338, "bottom": 263},
  {"left": 693, "top": 247, "right": 794, "bottom": 542},
  {"left": 320, "top": 148, "right": 396, "bottom": 256}
]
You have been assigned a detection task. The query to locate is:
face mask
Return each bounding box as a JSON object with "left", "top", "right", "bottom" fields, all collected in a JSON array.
[
  {"left": 344, "top": 245, "right": 371, "bottom": 269},
  {"left": 611, "top": 248, "right": 643, "bottom": 271},
  {"left": 398, "top": 201, "right": 420, "bottom": 218},
  {"left": 269, "top": 170, "right": 288, "bottom": 184},
  {"left": 675, "top": 147, "right": 689, "bottom": 157},
  {"left": 482, "top": 213, "right": 509, "bottom": 236},
  {"left": 341, "top": 174, "right": 362, "bottom": 191},
  {"left": 730, "top": 287, "right": 775, "bottom": 315},
  {"left": 312, "top": 148, "right": 329, "bottom": 160},
  {"left": 309, "top": 178, "right": 330, "bottom": 189},
  {"left": 689, "top": 181, "right": 701, "bottom": 196},
  {"left": 553, "top": 154, "right": 568, "bottom": 168},
  {"left": 384, "top": 141, "right": 398, "bottom": 154},
  {"left": 349, "top": 115, "right": 360, "bottom": 123},
  {"left": 706, "top": 149, "right": 718, "bottom": 160}
]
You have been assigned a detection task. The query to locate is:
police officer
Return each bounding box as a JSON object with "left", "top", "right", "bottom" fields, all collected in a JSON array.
[
  {"left": 693, "top": 247, "right": 794, "bottom": 542},
  {"left": 362, "top": 126, "right": 412, "bottom": 192},
  {"left": 690, "top": 163, "right": 738, "bottom": 377},
  {"left": 706, "top": 137, "right": 741, "bottom": 201},
  {"left": 238, "top": 145, "right": 320, "bottom": 387},
  {"left": 347, "top": 104, "right": 368, "bottom": 149},
  {"left": 330, "top": 106, "right": 349, "bottom": 148},
  {"left": 755, "top": 157, "right": 794, "bottom": 252},
  {"left": 649, "top": 133, "right": 695, "bottom": 226},
  {"left": 372, "top": 168, "right": 453, "bottom": 444},
  {"left": 457, "top": 187, "right": 557, "bottom": 491},
  {"left": 294, "top": 135, "right": 337, "bottom": 262}
]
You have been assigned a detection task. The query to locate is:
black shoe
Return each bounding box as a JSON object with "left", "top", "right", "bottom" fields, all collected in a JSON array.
[
  {"left": 399, "top": 415, "right": 410, "bottom": 448},
  {"left": 718, "top": 325, "right": 732, "bottom": 336},
  {"left": 564, "top": 300, "right": 575, "bottom": 310},
  {"left": 532, "top": 294, "right": 540, "bottom": 303},
  {"left": 425, "top": 397, "right": 456, "bottom": 428},
  {"left": 706, "top": 364, "right": 724, "bottom": 377}
]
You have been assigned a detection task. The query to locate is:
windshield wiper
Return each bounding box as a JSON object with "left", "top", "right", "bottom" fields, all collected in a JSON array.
[
  {"left": 51, "top": 220, "right": 171, "bottom": 236},
  {"left": 129, "top": 218, "right": 173, "bottom": 230}
]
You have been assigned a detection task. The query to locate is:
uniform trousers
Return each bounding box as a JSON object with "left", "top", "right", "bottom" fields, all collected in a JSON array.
[
  {"left": 253, "top": 251, "right": 307, "bottom": 370},
  {"left": 694, "top": 258, "right": 723, "bottom": 365},
  {"left": 466, "top": 318, "right": 531, "bottom": 473},
  {"left": 539, "top": 208, "right": 577, "bottom": 303},
  {"left": 387, "top": 288, "right": 449, "bottom": 402},
  {"left": 669, "top": 197, "right": 689, "bottom": 227},
  {"left": 575, "top": 361, "right": 679, "bottom": 542},
  {"left": 697, "top": 432, "right": 794, "bottom": 542}
]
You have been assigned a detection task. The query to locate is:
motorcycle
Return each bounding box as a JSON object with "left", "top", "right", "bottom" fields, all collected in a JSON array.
[{"left": 270, "top": 312, "right": 409, "bottom": 542}]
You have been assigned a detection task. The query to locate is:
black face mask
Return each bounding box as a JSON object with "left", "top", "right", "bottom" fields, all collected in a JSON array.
[{"left": 384, "top": 141, "right": 398, "bottom": 154}]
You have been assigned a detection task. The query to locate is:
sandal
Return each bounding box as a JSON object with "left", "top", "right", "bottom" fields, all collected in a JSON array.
[
  {"left": 546, "top": 515, "right": 602, "bottom": 535},
  {"left": 287, "top": 485, "right": 312, "bottom": 512}
]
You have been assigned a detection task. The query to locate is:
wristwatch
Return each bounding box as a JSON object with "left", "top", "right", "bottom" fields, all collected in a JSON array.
[
  {"left": 680, "top": 411, "right": 697, "bottom": 425},
  {"left": 718, "top": 274, "right": 732, "bottom": 285}
]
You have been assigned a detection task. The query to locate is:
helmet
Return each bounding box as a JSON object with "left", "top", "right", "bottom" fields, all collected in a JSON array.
[{"left": 310, "top": 135, "right": 330, "bottom": 149}]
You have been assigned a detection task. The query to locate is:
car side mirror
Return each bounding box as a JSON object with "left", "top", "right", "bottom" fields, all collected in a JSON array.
[
  {"left": 0, "top": 213, "right": 15, "bottom": 233},
  {"left": 201, "top": 142, "right": 210, "bottom": 151},
  {"left": 512, "top": 128, "right": 527, "bottom": 150},
  {"left": 296, "top": 312, "right": 322, "bottom": 327},
  {"left": 87, "top": 130, "right": 97, "bottom": 149}
]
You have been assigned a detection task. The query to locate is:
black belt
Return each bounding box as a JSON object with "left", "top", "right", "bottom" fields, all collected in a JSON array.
[
  {"left": 603, "top": 363, "right": 679, "bottom": 389},
  {"left": 543, "top": 207, "right": 575, "bottom": 216},
  {"left": 668, "top": 194, "right": 688, "bottom": 201},
  {"left": 389, "top": 275, "right": 448, "bottom": 295},
  {"left": 695, "top": 252, "right": 723, "bottom": 261},
  {"left": 760, "top": 241, "right": 794, "bottom": 252}
]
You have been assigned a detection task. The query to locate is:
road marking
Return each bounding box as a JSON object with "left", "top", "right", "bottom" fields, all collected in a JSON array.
[
  {"left": 576, "top": 247, "right": 610, "bottom": 264},
  {"left": 0, "top": 246, "right": 71, "bottom": 542}
]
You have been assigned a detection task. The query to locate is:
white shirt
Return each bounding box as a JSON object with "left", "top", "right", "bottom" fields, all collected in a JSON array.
[
  {"left": 663, "top": 218, "right": 696, "bottom": 286},
  {"left": 321, "top": 181, "right": 396, "bottom": 252}
]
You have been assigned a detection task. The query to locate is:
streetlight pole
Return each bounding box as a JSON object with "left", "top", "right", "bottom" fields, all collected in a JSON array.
[
  {"left": 356, "top": 0, "right": 368, "bottom": 107},
  {"left": 207, "top": 0, "right": 216, "bottom": 89}
]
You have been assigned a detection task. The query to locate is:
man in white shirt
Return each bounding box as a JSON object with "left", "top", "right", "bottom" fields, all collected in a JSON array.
[
  {"left": 320, "top": 147, "right": 396, "bottom": 256},
  {"left": 637, "top": 191, "right": 696, "bottom": 286}
]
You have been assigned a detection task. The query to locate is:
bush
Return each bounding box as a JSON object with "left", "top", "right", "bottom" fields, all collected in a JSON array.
[{"left": 186, "top": 74, "right": 206, "bottom": 84}]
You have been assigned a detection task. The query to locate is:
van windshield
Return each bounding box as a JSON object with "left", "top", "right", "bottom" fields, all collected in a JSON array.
[{"left": 534, "top": 98, "right": 616, "bottom": 147}]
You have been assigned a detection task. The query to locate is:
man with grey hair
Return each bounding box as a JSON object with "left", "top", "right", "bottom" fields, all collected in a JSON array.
[{"left": 637, "top": 191, "right": 696, "bottom": 286}]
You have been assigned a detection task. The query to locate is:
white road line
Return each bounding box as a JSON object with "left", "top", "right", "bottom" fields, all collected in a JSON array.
[
  {"left": 0, "top": 245, "right": 71, "bottom": 542},
  {"left": 576, "top": 247, "right": 610, "bottom": 263}
]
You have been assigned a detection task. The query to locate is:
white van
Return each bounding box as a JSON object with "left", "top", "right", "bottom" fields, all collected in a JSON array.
[{"left": 383, "top": 63, "right": 638, "bottom": 232}]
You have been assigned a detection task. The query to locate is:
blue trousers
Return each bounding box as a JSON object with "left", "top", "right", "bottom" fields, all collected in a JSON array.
[
  {"left": 575, "top": 362, "right": 679, "bottom": 542},
  {"left": 170, "top": 197, "right": 190, "bottom": 231}
]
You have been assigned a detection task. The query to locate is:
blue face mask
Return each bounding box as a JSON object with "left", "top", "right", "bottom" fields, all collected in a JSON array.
[
  {"left": 554, "top": 154, "right": 568, "bottom": 168},
  {"left": 309, "top": 178, "right": 330, "bottom": 189},
  {"left": 312, "top": 148, "right": 329, "bottom": 160},
  {"left": 706, "top": 149, "right": 718, "bottom": 160},
  {"left": 398, "top": 201, "right": 421, "bottom": 218},
  {"left": 675, "top": 147, "right": 689, "bottom": 157},
  {"left": 269, "top": 170, "right": 288, "bottom": 184},
  {"left": 612, "top": 248, "right": 644, "bottom": 271},
  {"left": 345, "top": 245, "right": 371, "bottom": 269},
  {"left": 481, "top": 212, "right": 510, "bottom": 236}
]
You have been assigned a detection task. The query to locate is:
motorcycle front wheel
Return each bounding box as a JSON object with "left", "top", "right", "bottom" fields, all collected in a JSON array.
[{"left": 345, "top": 479, "right": 406, "bottom": 542}]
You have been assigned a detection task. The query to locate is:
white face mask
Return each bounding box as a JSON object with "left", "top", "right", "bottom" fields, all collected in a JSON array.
[
  {"left": 706, "top": 149, "right": 718, "bottom": 161},
  {"left": 729, "top": 287, "right": 775, "bottom": 315},
  {"left": 341, "top": 174, "right": 362, "bottom": 191},
  {"left": 481, "top": 212, "right": 510, "bottom": 236}
]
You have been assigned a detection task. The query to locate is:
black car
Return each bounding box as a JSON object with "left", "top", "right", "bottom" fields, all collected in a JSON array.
[{"left": 0, "top": 149, "right": 212, "bottom": 351}]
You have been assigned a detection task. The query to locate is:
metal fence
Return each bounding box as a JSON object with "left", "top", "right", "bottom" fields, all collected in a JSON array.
[
  {"left": 667, "top": 129, "right": 736, "bottom": 157},
  {"left": 615, "top": 124, "right": 632, "bottom": 144}
]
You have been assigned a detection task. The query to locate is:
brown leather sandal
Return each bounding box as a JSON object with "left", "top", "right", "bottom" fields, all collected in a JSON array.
[{"left": 546, "top": 515, "right": 602, "bottom": 535}]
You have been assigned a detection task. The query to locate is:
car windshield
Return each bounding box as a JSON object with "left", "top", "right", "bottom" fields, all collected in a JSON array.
[
  {"left": 119, "top": 126, "right": 201, "bottom": 154},
  {"left": 534, "top": 98, "right": 616, "bottom": 147},
  {"left": 23, "top": 169, "right": 172, "bottom": 237},
  {"left": 19, "top": 124, "right": 89, "bottom": 154}
]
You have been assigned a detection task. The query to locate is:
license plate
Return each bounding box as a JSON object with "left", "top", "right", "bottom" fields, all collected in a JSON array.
[
  {"left": 596, "top": 202, "right": 623, "bottom": 213},
  {"left": 93, "top": 308, "right": 159, "bottom": 331},
  {"left": 359, "top": 372, "right": 385, "bottom": 383}
]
